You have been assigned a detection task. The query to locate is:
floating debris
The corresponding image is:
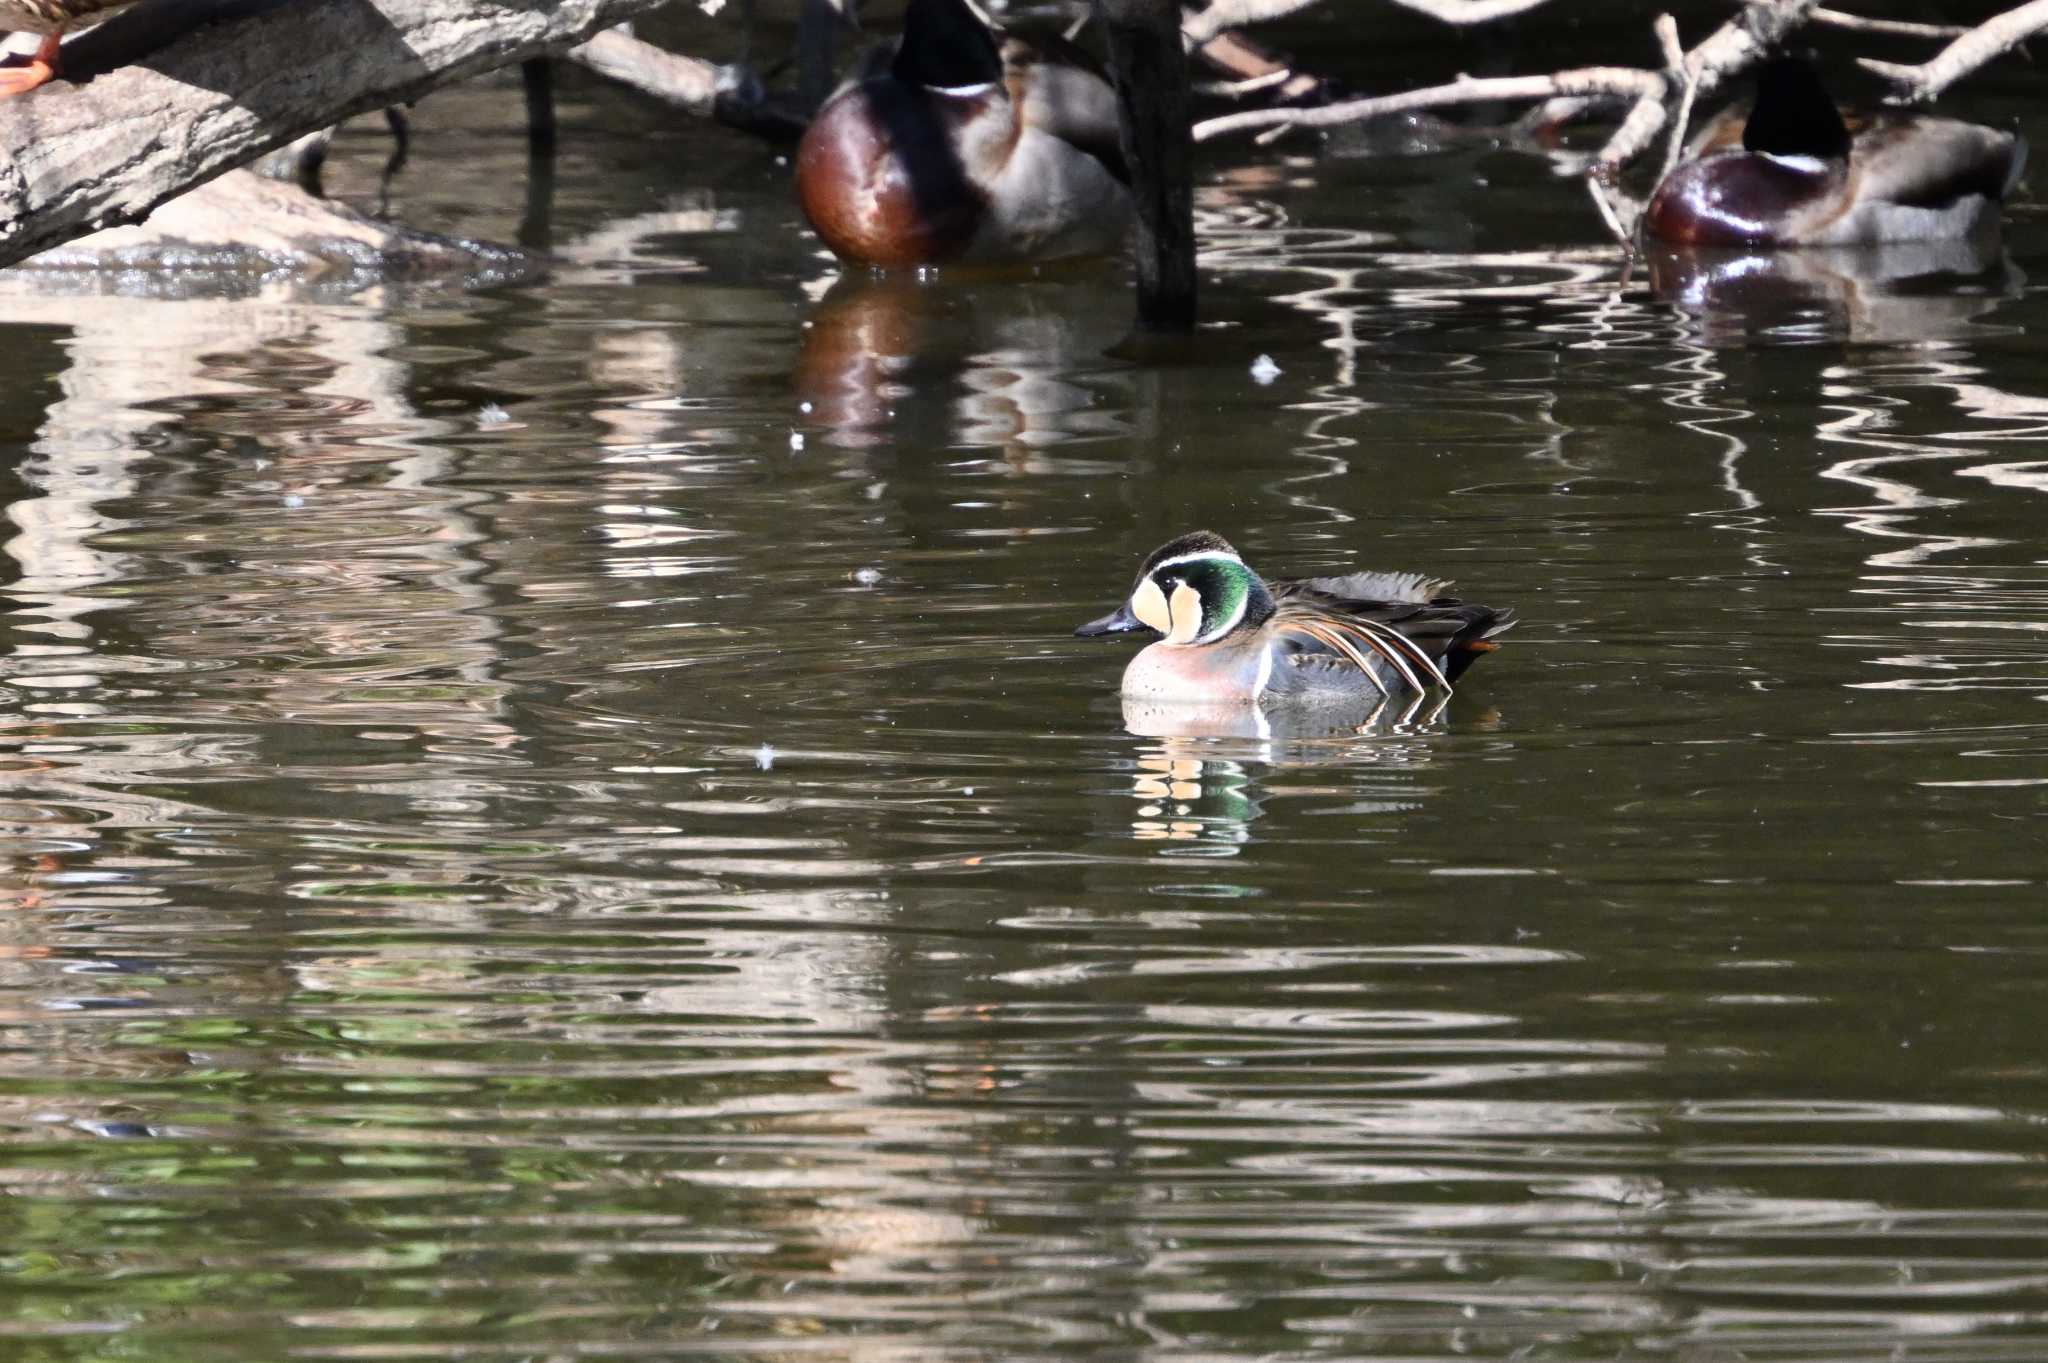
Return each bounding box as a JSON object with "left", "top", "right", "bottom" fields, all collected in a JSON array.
[
  {"left": 1250, "top": 354, "right": 1282, "bottom": 385},
  {"left": 789, "top": 431, "right": 805, "bottom": 451},
  {"left": 753, "top": 743, "right": 776, "bottom": 771},
  {"left": 478, "top": 402, "right": 511, "bottom": 426},
  {"left": 851, "top": 567, "right": 883, "bottom": 587}
]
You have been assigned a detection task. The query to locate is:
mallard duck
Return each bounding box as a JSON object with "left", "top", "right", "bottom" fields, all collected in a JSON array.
[
  {"left": 1075, "top": 532, "right": 1515, "bottom": 711},
  {"left": 0, "top": 1, "right": 139, "bottom": 97},
  {"left": 1644, "top": 56, "right": 2025, "bottom": 247},
  {"left": 794, "top": 0, "right": 1132, "bottom": 267}
]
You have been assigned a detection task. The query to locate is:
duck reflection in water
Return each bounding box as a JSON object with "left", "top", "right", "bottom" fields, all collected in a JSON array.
[
  {"left": 1648, "top": 236, "right": 2021, "bottom": 346},
  {"left": 792, "top": 268, "right": 1127, "bottom": 454},
  {"left": 1117, "top": 702, "right": 1474, "bottom": 845}
]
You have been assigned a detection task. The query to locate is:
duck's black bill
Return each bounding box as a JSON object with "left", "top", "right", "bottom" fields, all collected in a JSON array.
[{"left": 1075, "top": 603, "right": 1148, "bottom": 638}]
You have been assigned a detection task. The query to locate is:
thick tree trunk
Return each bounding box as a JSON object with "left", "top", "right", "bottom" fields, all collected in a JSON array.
[
  {"left": 0, "top": 0, "right": 680, "bottom": 270},
  {"left": 1096, "top": 0, "right": 1196, "bottom": 332}
]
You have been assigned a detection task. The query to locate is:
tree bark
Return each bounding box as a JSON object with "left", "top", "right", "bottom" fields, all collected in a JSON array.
[
  {"left": 1096, "top": 0, "right": 1196, "bottom": 332},
  {"left": 0, "top": 0, "right": 681, "bottom": 271}
]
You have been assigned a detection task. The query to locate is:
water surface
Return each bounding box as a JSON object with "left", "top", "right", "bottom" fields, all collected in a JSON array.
[{"left": 3, "top": 24, "right": 2048, "bottom": 1362}]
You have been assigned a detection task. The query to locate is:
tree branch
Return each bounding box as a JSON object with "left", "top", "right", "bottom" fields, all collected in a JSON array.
[
  {"left": 1193, "top": 66, "right": 1665, "bottom": 143},
  {"left": 567, "top": 25, "right": 802, "bottom": 139},
  {"left": 1811, "top": 8, "right": 1969, "bottom": 41},
  {"left": 1182, "top": 0, "right": 1325, "bottom": 46},
  {"left": 1857, "top": 0, "right": 2048, "bottom": 102},
  {"left": 0, "top": 0, "right": 682, "bottom": 270},
  {"left": 1591, "top": 0, "right": 1818, "bottom": 172}
]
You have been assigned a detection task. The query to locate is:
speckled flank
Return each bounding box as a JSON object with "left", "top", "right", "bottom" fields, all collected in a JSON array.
[{"left": 0, "top": 1, "right": 137, "bottom": 34}]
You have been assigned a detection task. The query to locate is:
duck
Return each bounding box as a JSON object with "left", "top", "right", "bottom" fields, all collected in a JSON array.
[
  {"left": 794, "top": 0, "right": 1132, "bottom": 267},
  {"left": 1075, "top": 531, "right": 1515, "bottom": 713},
  {"left": 1644, "top": 56, "right": 2025, "bottom": 247},
  {"left": 0, "top": 1, "right": 138, "bottom": 98}
]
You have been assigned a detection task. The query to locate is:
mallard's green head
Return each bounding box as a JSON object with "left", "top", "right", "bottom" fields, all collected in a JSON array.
[{"left": 1076, "top": 531, "right": 1276, "bottom": 646}]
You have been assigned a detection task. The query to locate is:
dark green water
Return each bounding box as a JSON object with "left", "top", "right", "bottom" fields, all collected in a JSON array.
[{"left": 3, "top": 20, "right": 2048, "bottom": 1361}]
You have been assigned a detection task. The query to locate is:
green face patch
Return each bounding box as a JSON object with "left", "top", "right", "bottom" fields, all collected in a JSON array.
[{"left": 1150, "top": 555, "right": 1256, "bottom": 644}]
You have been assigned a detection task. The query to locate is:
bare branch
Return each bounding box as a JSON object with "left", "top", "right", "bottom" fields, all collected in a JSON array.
[
  {"left": 1195, "top": 68, "right": 1297, "bottom": 97},
  {"left": 1811, "top": 8, "right": 1969, "bottom": 41},
  {"left": 1651, "top": 13, "right": 1697, "bottom": 192},
  {"left": 1193, "top": 66, "right": 1664, "bottom": 143},
  {"left": 1593, "top": 0, "right": 1819, "bottom": 170},
  {"left": 1585, "top": 175, "right": 1630, "bottom": 246},
  {"left": 1189, "top": 27, "right": 1331, "bottom": 104},
  {"left": 1857, "top": 0, "right": 2048, "bottom": 102},
  {"left": 1183, "top": 0, "right": 1325, "bottom": 46},
  {"left": 574, "top": 28, "right": 727, "bottom": 109},
  {"left": 0, "top": 0, "right": 680, "bottom": 271}
]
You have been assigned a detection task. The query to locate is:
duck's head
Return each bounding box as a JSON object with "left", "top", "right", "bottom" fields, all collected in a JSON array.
[
  {"left": 1076, "top": 531, "right": 1277, "bottom": 646},
  {"left": 893, "top": 0, "right": 1003, "bottom": 94},
  {"left": 1742, "top": 56, "right": 1851, "bottom": 167},
  {"left": 1644, "top": 56, "right": 1852, "bottom": 245}
]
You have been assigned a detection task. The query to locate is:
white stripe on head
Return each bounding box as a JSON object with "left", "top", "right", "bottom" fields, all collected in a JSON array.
[
  {"left": 926, "top": 81, "right": 997, "bottom": 96},
  {"left": 1148, "top": 549, "right": 1243, "bottom": 574}
]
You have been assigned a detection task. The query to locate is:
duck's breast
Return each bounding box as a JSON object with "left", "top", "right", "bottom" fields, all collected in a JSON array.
[
  {"left": 795, "top": 78, "right": 990, "bottom": 266},
  {"left": 1120, "top": 640, "right": 1268, "bottom": 704},
  {"left": 1644, "top": 150, "right": 1844, "bottom": 246}
]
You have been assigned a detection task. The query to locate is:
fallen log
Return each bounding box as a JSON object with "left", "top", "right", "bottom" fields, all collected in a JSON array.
[{"left": 0, "top": 0, "right": 681, "bottom": 271}]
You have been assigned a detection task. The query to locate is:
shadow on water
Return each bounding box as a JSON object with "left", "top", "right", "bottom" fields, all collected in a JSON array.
[{"left": 4, "top": 32, "right": 2048, "bottom": 1363}]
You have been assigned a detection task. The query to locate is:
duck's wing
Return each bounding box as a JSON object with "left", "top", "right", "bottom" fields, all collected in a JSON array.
[
  {"left": 1002, "top": 34, "right": 1129, "bottom": 183},
  {"left": 1853, "top": 115, "right": 2025, "bottom": 207},
  {"left": 1272, "top": 577, "right": 1516, "bottom": 691},
  {"left": 1291, "top": 570, "right": 1451, "bottom": 606}
]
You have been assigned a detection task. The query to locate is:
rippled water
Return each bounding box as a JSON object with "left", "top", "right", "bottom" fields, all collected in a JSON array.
[{"left": 4, "top": 22, "right": 2048, "bottom": 1362}]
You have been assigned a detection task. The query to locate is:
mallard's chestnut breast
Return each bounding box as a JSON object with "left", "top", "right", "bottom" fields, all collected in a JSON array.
[
  {"left": 1644, "top": 151, "right": 1840, "bottom": 247},
  {"left": 795, "top": 79, "right": 992, "bottom": 267}
]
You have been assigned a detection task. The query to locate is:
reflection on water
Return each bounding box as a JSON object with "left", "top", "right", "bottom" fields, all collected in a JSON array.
[
  {"left": 3, "top": 65, "right": 2048, "bottom": 1363},
  {"left": 793, "top": 268, "right": 1133, "bottom": 456},
  {"left": 1648, "top": 237, "right": 2022, "bottom": 347}
]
